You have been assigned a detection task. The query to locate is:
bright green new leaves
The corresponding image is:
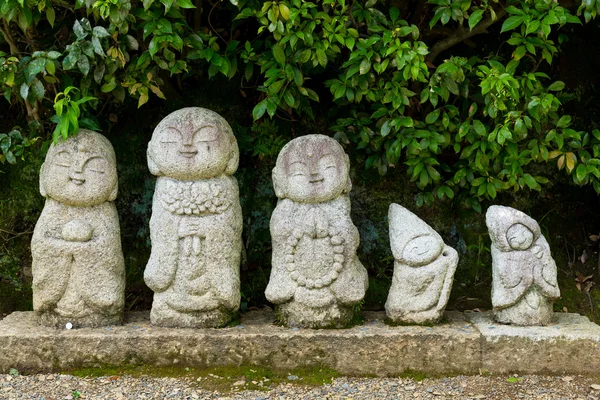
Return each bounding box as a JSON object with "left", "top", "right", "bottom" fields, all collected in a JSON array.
[{"left": 51, "top": 87, "right": 97, "bottom": 143}]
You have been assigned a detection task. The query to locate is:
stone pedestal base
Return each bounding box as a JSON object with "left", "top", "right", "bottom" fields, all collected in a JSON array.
[
  {"left": 275, "top": 302, "right": 355, "bottom": 328},
  {"left": 386, "top": 307, "right": 444, "bottom": 325},
  {"left": 494, "top": 289, "right": 554, "bottom": 326},
  {"left": 150, "top": 303, "right": 232, "bottom": 328},
  {"left": 37, "top": 311, "right": 123, "bottom": 329}
]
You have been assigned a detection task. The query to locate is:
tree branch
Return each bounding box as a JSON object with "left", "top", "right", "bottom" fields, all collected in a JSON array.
[
  {"left": 0, "top": 21, "right": 20, "bottom": 56},
  {"left": 426, "top": 7, "right": 508, "bottom": 64}
]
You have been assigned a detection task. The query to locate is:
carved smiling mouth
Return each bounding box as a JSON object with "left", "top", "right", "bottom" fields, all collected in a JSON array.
[
  {"left": 179, "top": 150, "right": 198, "bottom": 158},
  {"left": 309, "top": 177, "right": 324, "bottom": 183},
  {"left": 70, "top": 177, "right": 85, "bottom": 185}
]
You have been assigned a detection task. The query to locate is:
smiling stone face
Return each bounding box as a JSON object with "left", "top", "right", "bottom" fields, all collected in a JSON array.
[
  {"left": 273, "top": 135, "right": 350, "bottom": 203},
  {"left": 40, "top": 130, "right": 118, "bottom": 207},
  {"left": 148, "top": 107, "right": 239, "bottom": 180},
  {"left": 506, "top": 223, "right": 534, "bottom": 250}
]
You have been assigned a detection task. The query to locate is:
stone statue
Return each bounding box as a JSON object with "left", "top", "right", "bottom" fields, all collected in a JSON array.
[
  {"left": 31, "top": 129, "right": 125, "bottom": 328},
  {"left": 145, "top": 107, "right": 242, "bottom": 328},
  {"left": 385, "top": 204, "right": 458, "bottom": 324},
  {"left": 265, "top": 134, "right": 368, "bottom": 328},
  {"left": 486, "top": 205, "right": 560, "bottom": 325}
]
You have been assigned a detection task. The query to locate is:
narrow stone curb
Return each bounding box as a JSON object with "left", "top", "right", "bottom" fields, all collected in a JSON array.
[{"left": 0, "top": 309, "right": 598, "bottom": 376}]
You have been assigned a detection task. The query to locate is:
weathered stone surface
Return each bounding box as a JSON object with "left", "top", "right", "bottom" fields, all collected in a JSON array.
[
  {"left": 385, "top": 204, "right": 458, "bottom": 324},
  {"left": 265, "top": 135, "right": 368, "bottom": 328},
  {"left": 0, "top": 310, "right": 479, "bottom": 376},
  {"left": 486, "top": 205, "right": 560, "bottom": 326},
  {"left": 466, "top": 311, "right": 600, "bottom": 375},
  {"left": 31, "top": 129, "right": 125, "bottom": 328},
  {"left": 145, "top": 107, "right": 242, "bottom": 328}
]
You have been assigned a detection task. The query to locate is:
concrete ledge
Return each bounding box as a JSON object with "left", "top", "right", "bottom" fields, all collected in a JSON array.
[
  {"left": 0, "top": 310, "right": 598, "bottom": 376},
  {"left": 465, "top": 311, "right": 600, "bottom": 375}
]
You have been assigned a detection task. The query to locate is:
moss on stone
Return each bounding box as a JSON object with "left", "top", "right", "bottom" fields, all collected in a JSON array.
[{"left": 64, "top": 364, "right": 341, "bottom": 392}]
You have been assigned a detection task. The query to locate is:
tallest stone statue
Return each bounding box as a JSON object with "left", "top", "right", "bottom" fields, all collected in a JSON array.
[{"left": 145, "top": 107, "right": 243, "bottom": 328}]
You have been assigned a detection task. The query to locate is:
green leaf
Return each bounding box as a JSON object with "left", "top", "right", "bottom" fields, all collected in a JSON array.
[
  {"left": 345, "top": 37, "right": 355, "bottom": 50},
  {"left": 389, "top": 7, "right": 400, "bottom": 23},
  {"left": 316, "top": 48, "right": 327, "bottom": 68},
  {"left": 176, "top": 0, "right": 195, "bottom": 8},
  {"left": 360, "top": 58, "right": 371, "bottom": 75},
  {"left": 30, "top": 78, "right": 44, "bottom": 100},
  {"left": 93, "top": 26, "right": 111, "bottom": 38},
  {"left": 272, "top": 44, "right": 286, "bottom": 66},
  {"left": 19, "top": 83, "right": 29, "bottom": 100},
  {"left": 473, "top": 120, "right": 486, "bottom": 136},
  {"left": 77, "top": 55, "right": 90, "bottom": 76},
  {"left": 5, "top": 151, "right": 16, "bottom": 164},
  {"left": 101, "top": 81, "right": 117, "bottom": 92},
  {"left": 425, "top": 109, "right": 441, "bottom": 124},
  {"left": 523, "top": 174, "right": 540, "bottom": 190},
  {"left": 283, "top": 90, "right": 295, "bottom": 107},
  {"left": 381, "top": 120, "right": 390, "bottom": 137},
  {"left": 46, "top": 7, "right": 55, "bottom": 27},
  {"left": 252, "top": 99, "right": 267, "bottom": 120},
  {"left": 576, "top": 164, "right": 588, "bottom": 182},
  {"left": 548, "top": 81, "right": 566, "bottom": 91},
  {"left": 468, "top": 9, "right": 484, "bottom": 31},
  {"left": 487, "top": 182, "right": 497, "bottom": 198},
  {"left": 557, "top": 115, "right": 571, "bottom": 128},
  {"left": 501, "top": 16, "right": 524, "bottom": 33},
  {"left": 73, "top": 20, "right": 87, "bottom": 40}
]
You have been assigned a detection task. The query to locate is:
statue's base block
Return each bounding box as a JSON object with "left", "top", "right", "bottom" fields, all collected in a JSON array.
[
  {"left": 0, "top": 310, "right": 598, "bottom": 376},
  {"left": 465, "top": 311, "right": 600, "bottom": 374}
]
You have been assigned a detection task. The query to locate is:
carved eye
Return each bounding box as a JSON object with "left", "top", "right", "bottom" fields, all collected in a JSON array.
[
  {"left": 53, "top": 151, "right": 72, "bottom": 167},
  {"left": 194, "top": 126, "right": 218, "bottom": 142},
  {"left": 401, "top": 235, "right": 443, "bottom": 266},
  {"left": 288, "top": 162, "right": 307, "bottom": 177},
  {"left": 160, "top": 127, "right": 180, "bottom": 144},
  {"left": 84, "top": 157, "right": 107, "bottom": 174},
  {"left": 319, "top": 154, "right": 338, "bottom": 171}
]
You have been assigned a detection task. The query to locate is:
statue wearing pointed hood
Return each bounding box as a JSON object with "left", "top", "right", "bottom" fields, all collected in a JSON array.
[
  {"left": 385, "top": 204, "right": 458, "bottom": 324},
  {"left": 265, "top": 135, "right": 368, "bottom": 328},
  {"left": 145, "top": 107, "right": 242, "bottom": 328},
  {"left": 486, "top": 205, "right": 560, "bottom": 325}
]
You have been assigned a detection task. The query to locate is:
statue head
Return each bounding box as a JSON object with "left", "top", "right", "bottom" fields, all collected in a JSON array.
[
  {"left": 147, "top": 107, "right": 239, "bottom": 181},
  {"left": 272, "top": 135, "right": 351, "bottom": 203},
  {"left": 40, "top": 129, "right": 118, "bottom": 207},
  {"left": 388, "top": 203, "right": 444, "bottom": 267},
  {"left": 486, "top": 205, "right": 540, "bottom": 252}
]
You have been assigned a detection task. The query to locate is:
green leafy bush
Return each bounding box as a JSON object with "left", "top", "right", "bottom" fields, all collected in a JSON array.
[{"left": 0, "top": 0, "right": 598, "bottom": 209}]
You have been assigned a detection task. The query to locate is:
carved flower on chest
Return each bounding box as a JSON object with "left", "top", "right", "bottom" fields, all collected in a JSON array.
[
  {"left": 161, "top": 179, "right": 231, "bottom": 216},
  {"left": 283, "top": 207, "right": 345, "bottom": 289}
]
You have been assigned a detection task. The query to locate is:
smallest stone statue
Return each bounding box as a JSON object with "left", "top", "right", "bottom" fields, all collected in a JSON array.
[
  {"left": 385, "top": 204, "right": 458, "bottom": 324},
  {"left": 31, "top": 130, "right": 125, "bottom": 328},
  {"left": 486, "top": 205, "right": 560, "bottom": 326}
]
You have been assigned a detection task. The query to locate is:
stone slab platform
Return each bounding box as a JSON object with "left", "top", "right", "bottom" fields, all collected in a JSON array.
[
  {"left": 0, "top": 310, "right": 598, "bottom": 376},
  {"left": 465, "top": 311, "right": 600, "bottom": 375}
]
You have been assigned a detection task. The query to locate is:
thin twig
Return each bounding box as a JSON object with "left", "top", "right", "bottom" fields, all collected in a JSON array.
[
  {"left": 427, "top": 6, "right": 508, "bottom": 64},
  {"left": 208, "top": 0, "right": 227, "bottom": 45},
  {"left": 0, "top": 21, "right": 20, "bottom": 56}
]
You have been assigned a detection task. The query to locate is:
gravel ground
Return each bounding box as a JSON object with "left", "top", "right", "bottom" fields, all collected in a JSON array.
[{"left": 1, "top": 373, "right": 600, "bottom": 400}]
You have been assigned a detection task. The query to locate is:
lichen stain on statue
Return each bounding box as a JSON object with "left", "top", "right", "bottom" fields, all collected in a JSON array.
[
  {"left": 486, "top": 205, "right": 560, "bottom": 326},
  {"left": 31, "top": 130, "right": 125, "bottom": 328},
  {"left": 385, "top": 204, "right": 458, "bottom": 324},
  {"left": 145, "top": 107, "right": 242, "bottom": 328},
  {"left": 265, "top": 135, "right": 368, "bottom": 328}
]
